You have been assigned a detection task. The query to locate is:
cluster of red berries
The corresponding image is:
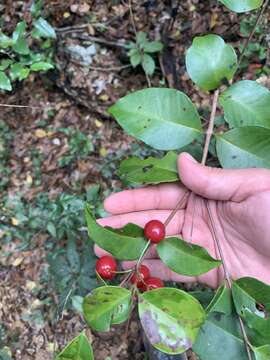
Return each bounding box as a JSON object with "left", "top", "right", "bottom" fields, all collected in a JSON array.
[{"left": 95, "top": 220, "right": 166, "bottom": 291}]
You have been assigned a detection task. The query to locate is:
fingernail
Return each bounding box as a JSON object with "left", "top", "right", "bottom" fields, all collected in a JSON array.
[{"left": 181, "top": 152, "right": 198, "bottom": 163}]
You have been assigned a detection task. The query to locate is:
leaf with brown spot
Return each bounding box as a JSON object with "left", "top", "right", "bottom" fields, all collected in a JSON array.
[{"left": 138, "top": 288, "right": 205, "bottom": 355}]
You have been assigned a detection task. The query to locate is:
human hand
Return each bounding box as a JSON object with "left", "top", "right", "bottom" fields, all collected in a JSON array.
[{"left": 95, "top": 153, "right": 270, "bottom": 288}]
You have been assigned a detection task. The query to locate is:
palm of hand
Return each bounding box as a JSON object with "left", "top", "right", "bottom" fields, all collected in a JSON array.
[
  {"left": 178, "top": 190, "right": 270, "bottom": 287},
  {"left": 95, "top": 154, "right": 270, "bottom": 287}
]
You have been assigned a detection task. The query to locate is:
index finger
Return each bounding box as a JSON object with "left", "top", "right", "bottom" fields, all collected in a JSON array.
[{"left": 104, "top": 183, "right": 188, "bottom": 214}]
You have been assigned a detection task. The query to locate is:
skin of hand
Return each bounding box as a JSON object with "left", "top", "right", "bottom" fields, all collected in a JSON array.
[{"left": 95, "top": 152, "right": 270, "bottom": 288}]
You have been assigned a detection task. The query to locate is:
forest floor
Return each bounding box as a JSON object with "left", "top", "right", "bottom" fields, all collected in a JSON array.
[{"left": 0, "top": 1, "right": 269, "bottom": 359}]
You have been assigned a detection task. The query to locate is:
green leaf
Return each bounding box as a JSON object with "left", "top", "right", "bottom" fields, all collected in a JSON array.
[
  {"left": 136, "top": 31, "right": 148, "bottom": 47},
  {"left": 0, "top": 59, "right": 13, "bottom": 71},
  {"left": 142, "top": 53, "right": 155, "bottom": 75},
  {"left": 216, "top": 126, "right": 270, "bottom": 168},
  {"left": 218, "top": 0, "right": 263, "bottom": 13},
  {"left": 12, "top": 21, "right": 29, "bottom": 55},
  {"left": 83, "top": 286, "right": 132, "bottom": 332},
  {"left": 0, "top": 348, "right": 12, "bottom": 360},
  {"left": 232, "top": 278, "right": 270, "bottom": 345},
  {"left": 139, "top": 288, "right": 205, "bottom": 355},
  {"left": 193, "top": 312, "right": 248, "bottom": 360},
  {"left": 12, "top": 37, "right": 30, "bottom": 55},
  {"left": 30, "top": 62, "right": 54, "bottom": 71},
  {"left": 0, "top": 72, "right": 12, "bottom": 91},
  {"left": 108, "top": 88, "right": 202, "bottom": 150},
  {"left": 85, "top": 205, "right": 147, "bottom": 260},
  {"left": 30, "top": 0, "right": 43, "bottom": 17},
  {"left": 130, "top": 50, "right": 141, "bottom": 67},
  {"left": 54, "top": 331, "right": 94, "bottom": 360},
  {"left": 10, "top": 63, "right": 30, "bottom": 81},
  {"left": 156, "top": 237, "right": 221, "bottom": 276},
  {"left": 33, "top": 17, "right": 56, "bottom": 39},
  {"left": 186, "top": 34, "right": 237, "bottom": 91},
  {"left": 190, "top": 289, "right": 215, "bottom": 309},
  {"left": 206, "top": 284, "right": 232, "bottom": 315},
  {"left": 144, "top": 41, "right": 163, "bottom": 53},
  {"left": 119, "top": 151, "right": 179, "bottom": 185},
  {"left": 12, "top": 21, "right": 27, "bottom": 42},
  {"left": 233, "top": 277, "right": 270, "bottom": 312},
  {"left": 46, "top": 222, "right": 57, "bottom": 238},
  {"left": 219, "top": 81, "right": 270, "bottom": 129},
  {"left": 253, "top": 345, "right": 270, "bottom": 360},
  {"left": 0, "top": 32, "right": 13, "bottom": 48}
]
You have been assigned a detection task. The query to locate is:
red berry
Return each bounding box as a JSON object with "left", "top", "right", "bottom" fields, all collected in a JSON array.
[
  {"left": 96, "top": 255, "right": 117, "bottom": 280},
  {"left": 144, "top": 220, "right": 165, "bottom": 243},
  {"left": 130, "top": 265, "right": 150, "bottom": 288},
  {"left": 144, "top": 277, "right": 164, "bottom": 291}
]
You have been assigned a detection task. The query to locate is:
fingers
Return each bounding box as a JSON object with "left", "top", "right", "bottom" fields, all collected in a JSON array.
[
  {"left": 122, "top": 260, "right": 197, "bottom": 283},
  {"left": 122, "top": 260, "right": 219, "bottom": 288},
  {"left": 104, "top": 183, "right": 188, "bottom": 214},
  {"left": 179, "top": 153, "right": 270, "bottom": 202},
  {"left": 94, "top": 242, "right": 158, "bottom": 259},
  {"left": 97, "top": 209, "right": 184, "bottom": 235},
  {"left": 94, "top": 209, "right": 184, "bottom": 258}
]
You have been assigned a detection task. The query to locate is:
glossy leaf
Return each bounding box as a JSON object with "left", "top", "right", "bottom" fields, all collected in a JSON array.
[
  {"left": 136, "top": 32, "right": 148, "bottom": 47},
  {"left": 11, "top": 21, "right": 29, "bottom": 55},
  {"left": 142, "top": 54, "right": 155, "bottom": 75},
  {"left": 0, "top": 72, "right": 12, "bottom": 91},
  {"left": 193, "top": 312, "right": 248, "bottom": 360},
  {"left": 157, "top": 237, "right": 221, "bottom": 276},
  {"left": 144, "top": 41, "right": 163, "bottom": 53},
  {"left": 232, "top": 278, "right": 270, "bottom": 344},
  {"left": 190, "top": 289, "right": 215, "bottom": 309},
  {"left": 54, "top": 331, "right": 94, "bottom": 360},
  {"left": 119, "top": 151, "right": 179, "bottom": 185},
  {"left": 130, "top": 50, "right": 141, "bottom": 67},
  {"left": 30, "top": 0, "right": 43, "bottom": 17},
  {"left": 109, "top": 88, "right": 202, "bottom": 150},
  {"left": 186, "top": 34, "right": 237, "bottom": 91},
  {"left": 242, "top": 309, "right": 270, "bottom": 346},
  {"left": 219, "top": 80, "right": 270, "bottom": 129},
  {"left": 30, "top": 62, "right": 54, "bottom": 71},
  {"left": 13, "top": 37, "right": 30, "bottom": 55},
  {"left": 206, "top": 284, "right": 232, "bottom": 315},
  {"left": 83, "top": 286, "right": 132, "bottom": 332},
  {"left": 85, "top": 205, "right": 147, "bottom": 260},
  {"left": 139, "top": 288, "right": 205, "bottom": 355},
  {"left": 218, "top": 0, "right": 263, "bottom": 13},
  {"left": 232, "top": 277, "right": 270, "bottom": 312},
  {"left": 0, "top": 59, "right": 13, "bottom": 71},
  {"left": 0, "top": 32, "right": 13, "bottom": 48},
  {"left": 12, "top": 21, "right": 26, "bottom": 42},
  {"left": 10, "top": 64, "right": 30, "bottom": 81},
  {"left": 216, "top": 127, "right": 270, "bottom": 168},
  {"left": 253, "top": 345, "right": 270, "bottom": 360},
  {"left": 33, "top": 17, "right": 56, "bottom": 39}
]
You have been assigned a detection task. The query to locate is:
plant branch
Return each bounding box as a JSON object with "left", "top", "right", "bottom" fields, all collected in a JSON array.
[
  {"left": 119, "top": 241, "right": 150, "bottom": 288},
  {"left": 95, "top": 270, "right": 108, "bottom": 286},
  {"left": 206, "top": 202, "right": 253, "bottom": 360},
  {"left": 205, "top": 201, "right": 231, "bottom": 287},
  {"left": 164, "top": 191, "right": 189, "bottom": 228},
  {"left": 188, "top": 89, "right": 220, "bottom": 242},
  {"left": 201, "top": 89, "right": 219, "bottom": 165},
  {"left": 0, "top": 103, "right": 40, "bottom": 109},
  {"left": 136, "top": 240, "right": 151, "bottom": 271},
  {"left": 238, "top": 0, "right": 269, "bottom": 67}
]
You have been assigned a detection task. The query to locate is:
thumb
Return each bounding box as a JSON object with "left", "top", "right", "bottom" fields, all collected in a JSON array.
[{"left": 178, "top": 152, "right": 270, "bottom": 202}]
